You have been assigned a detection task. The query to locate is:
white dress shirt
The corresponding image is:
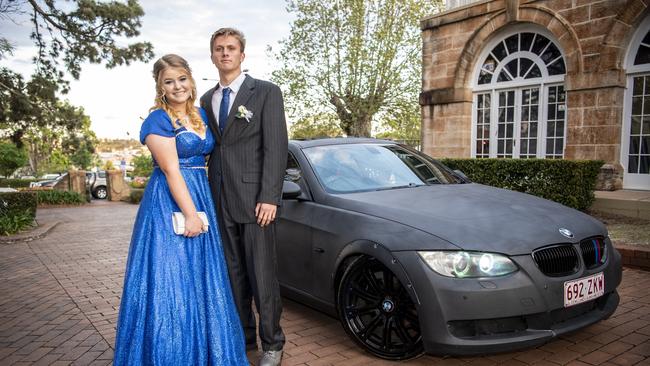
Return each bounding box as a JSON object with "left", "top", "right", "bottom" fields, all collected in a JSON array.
[{"left": 211, "top": 72, "right": 247, "bottom": 126}]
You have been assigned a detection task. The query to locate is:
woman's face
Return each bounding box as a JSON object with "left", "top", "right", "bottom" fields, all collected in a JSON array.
[{"left": 160, "top": 67, "right": 192, "bottom": 108}]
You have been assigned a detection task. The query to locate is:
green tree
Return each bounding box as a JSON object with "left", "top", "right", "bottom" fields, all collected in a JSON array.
[
  {"left": 271, "top": 0, "right": 441, "bottom": 137},
  {"left": 132, "top": 153, "right": 153, "bottom": 177},
  {"left": 1, "top": 70, "right": 90, "bottom": 146},
  {"left": 62, "top": 115, "right": 99, "bottom": 170},
  {"left": 41, "top": 150, "right": 71, "bottom": 174},
  {"left": 375, "top": 100, "right": 421, "bottom": 142},
  {"left": 290, "top": 113, "right": 344, "bottom": 139},
  {"left": 0, "top": 0, "right": 153, "bottom": 87},
  {"left": 0, "top": 142, "right": 28, "bottom": 177},
  {"left": 0, "top": 0, "right": 152, "bottom": 158}
]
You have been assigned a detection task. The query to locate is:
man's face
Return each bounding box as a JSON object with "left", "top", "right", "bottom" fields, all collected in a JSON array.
[{"left": 211, "top": 35, "right": 245, "bottom": 73}]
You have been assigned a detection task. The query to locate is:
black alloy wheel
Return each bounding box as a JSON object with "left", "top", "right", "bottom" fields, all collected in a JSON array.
[{"left": 337, "top": 256, "right": 424, "bottom": 360}]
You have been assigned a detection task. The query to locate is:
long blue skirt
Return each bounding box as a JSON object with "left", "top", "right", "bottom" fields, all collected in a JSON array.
[{"left": 113, "top": 168, "right": 248, "bottom": 365}]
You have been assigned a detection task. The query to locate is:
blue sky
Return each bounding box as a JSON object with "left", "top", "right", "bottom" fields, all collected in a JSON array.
[{"left": 0, "top": 0, "right": 293, "bottom": 138}]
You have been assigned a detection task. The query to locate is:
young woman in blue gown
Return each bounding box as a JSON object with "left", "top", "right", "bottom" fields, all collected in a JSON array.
[{"left": 113, "top": 54, "right": 248, "bottom": 365}]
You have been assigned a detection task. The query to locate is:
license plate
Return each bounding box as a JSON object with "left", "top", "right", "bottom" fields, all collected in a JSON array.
[{"left": 564, "top": 272, "right": 604, "bottom": 307}]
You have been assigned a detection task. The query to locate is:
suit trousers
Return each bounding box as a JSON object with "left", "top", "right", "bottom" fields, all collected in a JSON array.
[{"left": 218, "top": 194, "right": 285, "bottom": 352}]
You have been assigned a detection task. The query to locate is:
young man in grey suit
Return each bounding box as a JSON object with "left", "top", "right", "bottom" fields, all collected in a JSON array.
[{"left": 200, "top": 28, "right": 288, "bottom": 366}]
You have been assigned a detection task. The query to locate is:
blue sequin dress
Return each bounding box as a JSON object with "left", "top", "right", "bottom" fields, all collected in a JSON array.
[{"left": 113, "top": 108, "right": 247, "bottom": 365}]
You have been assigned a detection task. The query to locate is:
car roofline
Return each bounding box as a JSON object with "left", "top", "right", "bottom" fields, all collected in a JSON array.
[{"left": 289, "top": 137, "right": 397, "bottom": 149}]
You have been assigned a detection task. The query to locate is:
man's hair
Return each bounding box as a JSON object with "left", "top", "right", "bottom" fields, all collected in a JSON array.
[{"left": 210, "top": 27, "right": 246, "bottom": 53}]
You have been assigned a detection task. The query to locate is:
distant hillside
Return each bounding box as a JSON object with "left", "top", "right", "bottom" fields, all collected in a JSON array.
[{"left": 96, "top": 138, "right": 141, "bottom": 152}]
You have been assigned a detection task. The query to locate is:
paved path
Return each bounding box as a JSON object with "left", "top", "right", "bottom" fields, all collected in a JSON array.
[{"left": 0, "top": 201, "right": 649, "bottom": 365}]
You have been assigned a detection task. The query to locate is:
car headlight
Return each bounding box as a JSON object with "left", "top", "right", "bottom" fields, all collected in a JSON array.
[{"left": 418, "top": 251, "right": 518, "bottom": 278}]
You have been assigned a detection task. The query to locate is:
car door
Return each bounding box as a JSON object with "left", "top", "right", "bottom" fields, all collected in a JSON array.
[{"left": 276, "top": 151, "right": 314, "bottom": 293}]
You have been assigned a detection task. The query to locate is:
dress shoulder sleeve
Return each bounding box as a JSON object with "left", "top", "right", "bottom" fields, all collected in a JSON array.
[{"left": 139, "top": 109, "right": 175, "bottom": 144}]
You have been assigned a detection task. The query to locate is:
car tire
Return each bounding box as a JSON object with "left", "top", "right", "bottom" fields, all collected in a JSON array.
[
  {"left": 337, "top": 256, "right": 424, "bottom": 360},
  {"left": 93, "top": 186, "right": 107, "bottom": 199}
]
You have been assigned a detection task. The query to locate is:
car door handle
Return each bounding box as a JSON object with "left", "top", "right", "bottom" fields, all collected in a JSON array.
[{"left": 314, "top": 247, "right": 325, "bottom": 253}]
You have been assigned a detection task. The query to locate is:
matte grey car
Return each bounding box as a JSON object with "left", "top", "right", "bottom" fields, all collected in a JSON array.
[{"left": 277, "top": 138, "right": 621, "bottom": 360}]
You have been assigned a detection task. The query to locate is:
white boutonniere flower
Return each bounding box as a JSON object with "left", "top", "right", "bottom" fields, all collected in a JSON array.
[{"left": 235, "top": 105, "right": 253, "bottom": 122}]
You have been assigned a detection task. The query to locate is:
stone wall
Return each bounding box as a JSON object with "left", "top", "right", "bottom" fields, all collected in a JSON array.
[
  {"left": 67, "top": 170, "right": 87, "bottom": 197},
  {"left": 420, "top": 0, "right": 649, "bottom": 169},
  {"left": 106, "top": 170, "right": 131, "bottom": 202}
]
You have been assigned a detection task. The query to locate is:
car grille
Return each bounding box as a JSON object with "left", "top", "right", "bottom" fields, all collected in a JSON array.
[
  {"left": 532, "top": 245, "right": 579, "bottom": 276},
  {"left": 580, "top": 237, "right": 607, "bottom": 269}
]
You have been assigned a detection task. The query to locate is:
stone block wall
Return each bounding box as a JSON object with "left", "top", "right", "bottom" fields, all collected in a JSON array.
[
  {"left": 106, "top": 170, "right": 131, "bottom": 202},
  {"left": 67, "top": 170, "right": 87, "bottom": 197},
  {"left": 420, "top": 0, "right": 649, "bottom": 170}
]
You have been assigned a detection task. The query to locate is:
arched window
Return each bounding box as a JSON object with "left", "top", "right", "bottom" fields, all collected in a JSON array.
[
  {"left": 622, "top": 16, "right": 650, "bottom": 189},
  {"left": 472, "top": 29, "right": 566, "bottom": 159}
]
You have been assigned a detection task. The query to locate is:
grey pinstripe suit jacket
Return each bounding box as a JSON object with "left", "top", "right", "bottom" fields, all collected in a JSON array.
[{"left": 200, "top": 75, "right": 289, "bottom": 223}]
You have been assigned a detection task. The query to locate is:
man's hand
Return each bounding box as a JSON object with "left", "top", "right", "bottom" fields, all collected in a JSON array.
[{"left": 255, "top": 202, "right": 277, "bottom": 227}]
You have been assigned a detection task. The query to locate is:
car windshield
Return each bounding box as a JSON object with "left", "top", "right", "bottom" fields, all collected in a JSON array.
[{"left": 303, "top": 143, "right": 462, "bottom": 193}]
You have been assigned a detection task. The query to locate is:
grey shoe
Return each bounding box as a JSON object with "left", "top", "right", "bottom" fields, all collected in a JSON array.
[{"left": 258, "top": 350, "right": 283, "bottom": 366}]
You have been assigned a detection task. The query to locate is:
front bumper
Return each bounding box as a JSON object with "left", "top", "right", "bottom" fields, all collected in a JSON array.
[{"left": 392, "top": 243, "right": 622, "bottom": 356}]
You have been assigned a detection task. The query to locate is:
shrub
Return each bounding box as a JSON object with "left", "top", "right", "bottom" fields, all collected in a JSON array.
[
  {"left": 130, "top": 176, "right": 148, "bottom": 189},
  {"left": 132, "top": 154, "right": 153, "bottom": 177},
  {"left": 0, "top": 192, "right": 37, "bottom": 235},
  {"left": 440, "top": 158, "right": 604, "bottom": 211},
  {"left": 129, "top": 188, "right": 145, "bottom": 204},
  {"left": 0, "top": 178, "right": 39, "bottom": 188},
  {"left": 0, "top": 209, "right": 35, "bottom": 235},
  {"left": 36, "top": 190, "right": 85, "bottom": 205}
]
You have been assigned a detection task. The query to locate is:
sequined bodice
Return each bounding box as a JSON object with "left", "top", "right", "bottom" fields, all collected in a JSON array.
[{"left": 154, "top": 126, "right": 214, "bottom": 168}]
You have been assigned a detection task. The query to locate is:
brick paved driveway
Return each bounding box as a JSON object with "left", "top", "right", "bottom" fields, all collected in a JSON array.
[{"left": 1, "top": 201, "right": 649, "bottom": 365}]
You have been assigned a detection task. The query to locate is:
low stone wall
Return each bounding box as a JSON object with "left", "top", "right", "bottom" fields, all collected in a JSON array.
[
  {"left": 595, "top": 164, "right": 623, "bottom": 191},
  {"left": 106, "top": 170, "right": 131, "bottom": 202},
  {"left": 68, "top": 170, "right": 87, "bottom": 196},
  {"left": 616, "top": 244, "right": 650, "bottom": 272}
]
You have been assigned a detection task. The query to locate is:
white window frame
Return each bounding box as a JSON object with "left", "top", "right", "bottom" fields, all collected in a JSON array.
[
  {"left": 621, "top": 16, "right": 650, "bottom": 189},
  {"left": 471, "top": 25, "right": 566, "bottom": 159}
]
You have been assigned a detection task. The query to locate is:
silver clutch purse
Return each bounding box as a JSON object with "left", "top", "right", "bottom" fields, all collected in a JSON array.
[{"left": 172, "top": 211, "right": 209, "bottom": 235}]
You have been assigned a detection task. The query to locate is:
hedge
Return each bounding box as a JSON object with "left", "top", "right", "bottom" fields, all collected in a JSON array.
[
  {"left": 0, "top": 178, "right": 38, "bottom": 188},
  {"left": 0, "top": 192, "right": 37, "bottom": 235},
  {"left": 36, "top": 190, "right": 86, "bottom": 205},
  {"left": 439, "top": 158, "right": 603, "bottom": 210}
]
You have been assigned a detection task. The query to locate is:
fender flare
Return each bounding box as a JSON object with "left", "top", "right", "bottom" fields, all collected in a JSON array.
[{"left": 333, "top": 240, "right": 421, "bottom": 305}]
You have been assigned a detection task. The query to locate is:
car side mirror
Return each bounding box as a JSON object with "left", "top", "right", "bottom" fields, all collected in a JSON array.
[
  {"left": 285, "top": 168, "right": 301, "bottom": 182},
  {"left": 453, "top": 169, "right": 470, "bottom": 182},
  {"left": 282, "top": 181, "right": 302, "bottom": 200}
]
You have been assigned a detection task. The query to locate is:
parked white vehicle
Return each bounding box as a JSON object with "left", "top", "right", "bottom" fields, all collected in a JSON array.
[{"left": 85, "top": 171, "right": 108, "bottom": 199}]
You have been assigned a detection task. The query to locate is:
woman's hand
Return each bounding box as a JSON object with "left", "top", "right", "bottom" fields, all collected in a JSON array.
[{"left": 184, "top": 214, "right": 205, "bottom": 237}]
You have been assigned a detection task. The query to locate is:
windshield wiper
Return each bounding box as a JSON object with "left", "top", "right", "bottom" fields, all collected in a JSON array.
[{"left": 375, "top": 183, "right": 423, "bottom": 191}]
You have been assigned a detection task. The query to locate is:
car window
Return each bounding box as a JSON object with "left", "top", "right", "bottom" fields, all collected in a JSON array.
[
  {"left": 285, "top": 153, "right": 301, "bottom": 182},
  {"left": 98, "top": 171, "right": 106, "bottom": 178},
  {"left": 303, "top": 143, "right": 461, "bottom": 193},
  {"left": 285, "top": 152, "right": 313, "bottom": 198}
]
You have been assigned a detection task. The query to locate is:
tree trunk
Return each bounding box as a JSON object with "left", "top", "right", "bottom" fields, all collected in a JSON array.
[
  {"left": 330, "top": 94, "right": 375, "bottom": 137},
  {"left": 348, "top": 116, "right": 372, "bottom": 137}
]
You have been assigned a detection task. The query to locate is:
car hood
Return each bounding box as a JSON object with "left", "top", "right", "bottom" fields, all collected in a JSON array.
[{"left": 326, "top": 183, "right": 606, "bottom": 255}]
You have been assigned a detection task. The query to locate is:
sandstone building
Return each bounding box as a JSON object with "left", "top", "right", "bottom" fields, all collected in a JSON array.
[{"left": 421, "top": 0, "right": 650, "bottom": 190}]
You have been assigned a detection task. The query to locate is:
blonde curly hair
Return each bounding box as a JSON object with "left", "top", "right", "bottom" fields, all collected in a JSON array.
[{"left": 150, "top": 54, "right": 204, "bottom": 134}]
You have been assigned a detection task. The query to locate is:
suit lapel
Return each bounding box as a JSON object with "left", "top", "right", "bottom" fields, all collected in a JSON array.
[{"left": 223, "top": 75, "right": 255, "bottom": 138}]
